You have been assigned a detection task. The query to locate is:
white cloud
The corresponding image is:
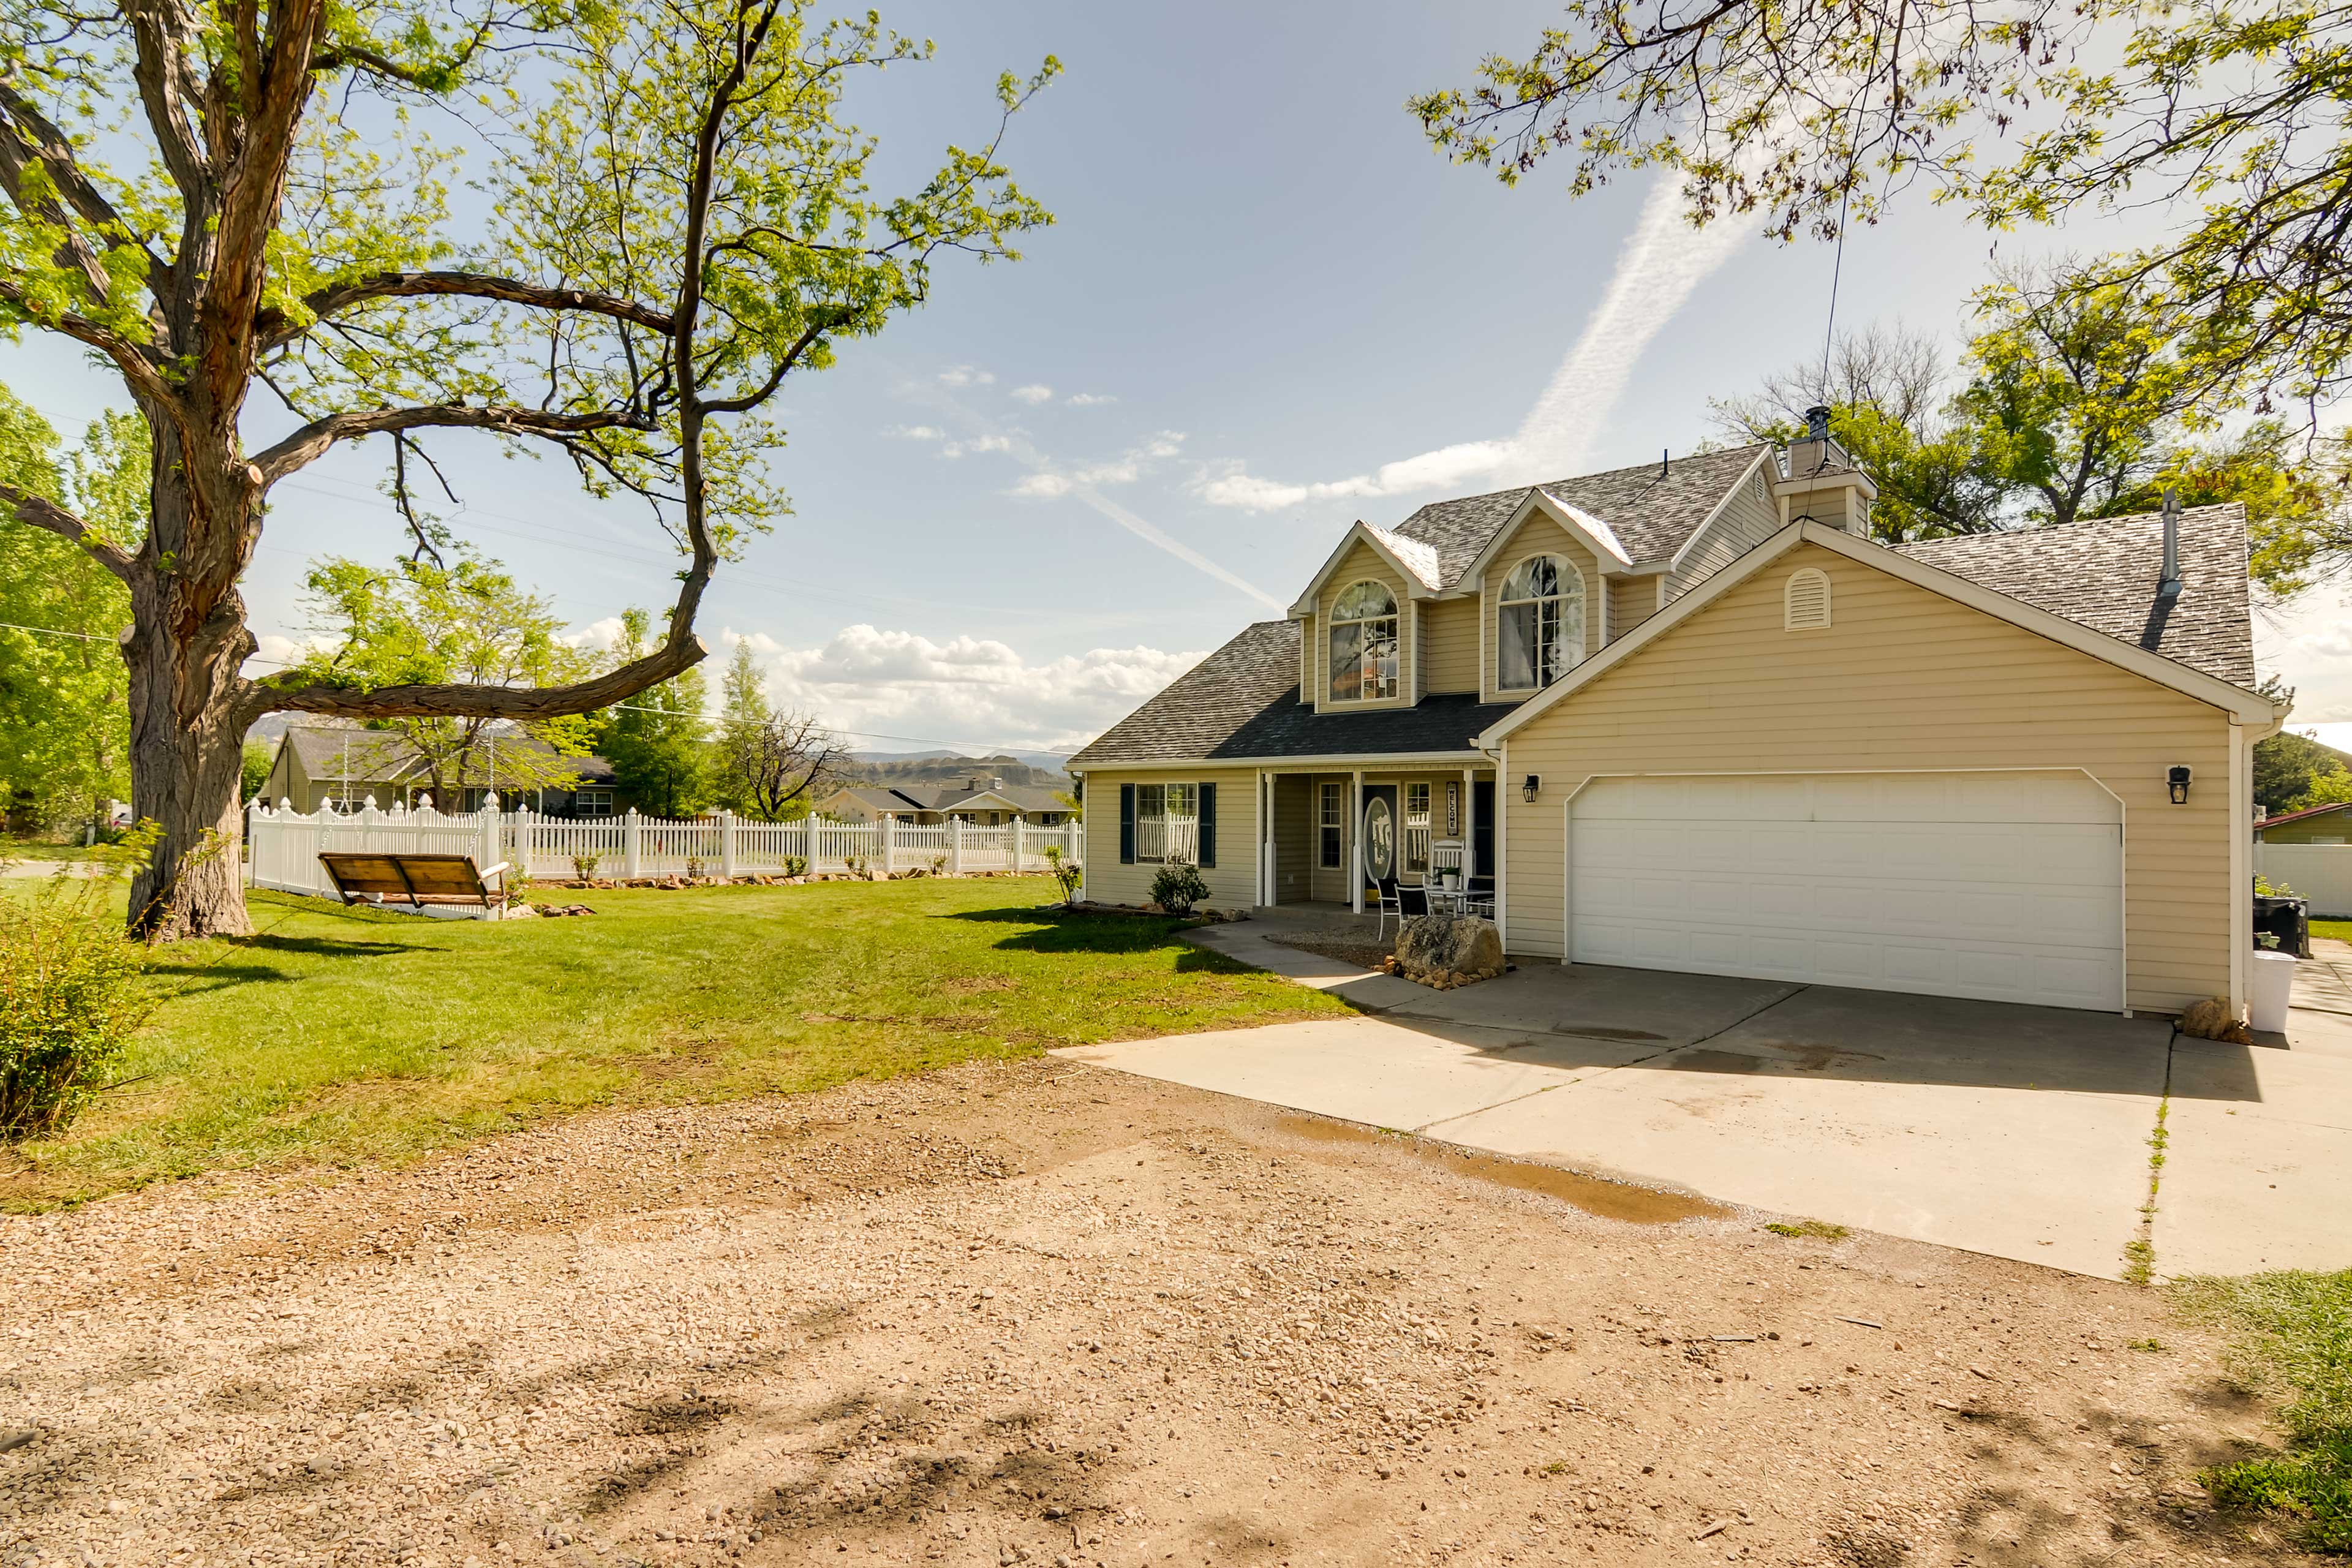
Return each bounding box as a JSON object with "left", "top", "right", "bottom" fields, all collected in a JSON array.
[
  {"left": 1065, "top": 393, "right": 1117, "bottom": 407},
  {"left": 1010, "top": 384, "right": 1054, "bottom": 405},
  {"left": 1010, "top": 431, "right": 1186, "bottom": 499},
  {"left": 885, "top": 424, "right": 945, "bottom": 440},
  {"left": 941, "top": 434, "right": 1012, "bottom": 459},
  {"left": 560, "top": 616, "right": 629, "bottom": 653},
  {"left": 1194, "top": 174, "right": 1754, "bottom": 512},
  {"left": 244, "top": 633, "right": 301, "bottom": 673},
  {"left": 937, "top": 365, "right": 995, "bottom": 388},
  {"left": 755, "top": 624, "right": 1207, "bottom": 752}
]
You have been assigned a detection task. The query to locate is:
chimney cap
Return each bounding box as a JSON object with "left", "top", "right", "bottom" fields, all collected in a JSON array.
[{"left": 1804, "top": 404, "right": 1831, "bottom": 441}]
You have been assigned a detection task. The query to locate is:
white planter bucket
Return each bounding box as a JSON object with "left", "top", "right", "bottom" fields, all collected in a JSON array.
[{"left": 2249, "top": 948, "right": 2298, "bottom": 1034}]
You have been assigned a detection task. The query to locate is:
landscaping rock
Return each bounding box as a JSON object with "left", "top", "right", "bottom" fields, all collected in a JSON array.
[{"left": 1394, "top": 913, "right": 1504, "bottom": 990}]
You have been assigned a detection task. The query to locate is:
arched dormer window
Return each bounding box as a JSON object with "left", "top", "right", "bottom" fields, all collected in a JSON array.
[
  {"left": 1497, "top": 554, "right": 1583, "bottom": 690},
  {"left": 1329, "top": 579, "right": 1400, "bottom": 701},
  {"left": 1784, "top": 567, "right": 1831, "bottom": 630}
]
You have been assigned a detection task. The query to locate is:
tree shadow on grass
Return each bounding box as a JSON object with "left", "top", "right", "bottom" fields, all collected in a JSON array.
[
  {"left": 938, "top": 907, "right": 1250, "bottom": 970},
  {"left": 143, "top": 932, "right": 415, "bottom": 997}
]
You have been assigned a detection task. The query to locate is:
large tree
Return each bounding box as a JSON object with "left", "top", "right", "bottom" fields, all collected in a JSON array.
[
  {"left": 1412, "top": 0, "right": 2352, "bottom": 416},
  {"left": 0, "top": 0, "right": 1054, "bottom": 938}
]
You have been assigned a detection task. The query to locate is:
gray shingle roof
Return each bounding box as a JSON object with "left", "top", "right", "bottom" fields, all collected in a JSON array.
[
  {"left": 1066, "top": 621, "right": 1521, "bottom": 767},
  {"left": 1389, "top": 444, "right": 1772, "bottom": 586},
  {"left": 1898, "top": 504, "right": 2256, "bottom": 689}
]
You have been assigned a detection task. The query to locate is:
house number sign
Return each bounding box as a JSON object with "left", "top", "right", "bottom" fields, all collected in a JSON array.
[{"left": 1446, "top": 782, "right": 1460, "bottom": 837}]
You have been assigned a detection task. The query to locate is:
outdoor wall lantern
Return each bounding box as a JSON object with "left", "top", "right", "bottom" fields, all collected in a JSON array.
[
  {"left": 2168, "top": 765, "right": 2192, "bottom": 804},
  {"left": 1522, "top": 774, "right": 1542, "bottom": 804}
]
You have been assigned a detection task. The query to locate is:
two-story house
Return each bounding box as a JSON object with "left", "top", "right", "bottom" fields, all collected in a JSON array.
[{"left": 1068, "top": 417, "right": 2284, "bottom": 1019}]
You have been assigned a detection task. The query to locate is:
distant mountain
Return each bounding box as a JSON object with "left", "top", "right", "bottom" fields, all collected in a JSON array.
[{"left": 832, "top": 750, "right": 1071, "bottom": 791}]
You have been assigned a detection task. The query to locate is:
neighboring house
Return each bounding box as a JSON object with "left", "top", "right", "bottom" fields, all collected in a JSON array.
[
  {"left": 2256, "top": 802, "right": 2352, "bottom": 843},
  {"left": 259, "top": 727, "right": 624, "bottom": 816},
  {"left": 1068, "top": 417, "right": 2283, "bottom": 1019},
  {"left": 821, "top": 775, "right": 1076, "bottom": 826}
]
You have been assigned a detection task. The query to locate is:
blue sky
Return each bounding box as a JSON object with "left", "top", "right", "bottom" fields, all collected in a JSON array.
[{"left": 12, "top": 0, "right": 2350, "bottom": 754}]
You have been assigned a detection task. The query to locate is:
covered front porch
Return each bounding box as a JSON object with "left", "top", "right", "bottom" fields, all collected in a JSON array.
[{"left": 1246, "top": 764, "right": 1498, "bottom": 914}]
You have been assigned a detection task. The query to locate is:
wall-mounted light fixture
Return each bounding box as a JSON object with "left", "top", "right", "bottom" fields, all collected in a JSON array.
[
  {"left": 2168, "top": 765, "right": 2192, "bottom": 804},
  {"left": 1522, "top": 774, "right": 1541, "bottom": 804}
]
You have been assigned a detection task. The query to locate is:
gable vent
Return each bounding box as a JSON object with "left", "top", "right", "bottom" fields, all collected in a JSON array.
[{"left": 1784, "top": 567, "right": 1832, "bottom": 630}]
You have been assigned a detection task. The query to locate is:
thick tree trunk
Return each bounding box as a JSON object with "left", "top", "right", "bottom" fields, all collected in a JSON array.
[{"left": 122, "top": 458, "right": 261, "bottom": 941}]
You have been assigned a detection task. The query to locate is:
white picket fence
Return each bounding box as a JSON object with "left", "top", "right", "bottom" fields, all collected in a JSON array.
[{"left": 244, "top": 799, "right": 1083, "bottom": 899}]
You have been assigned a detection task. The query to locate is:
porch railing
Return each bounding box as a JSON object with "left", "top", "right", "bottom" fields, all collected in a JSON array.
[{"left": 1136, "top": 812, "right": 1200, "bottom": 864}]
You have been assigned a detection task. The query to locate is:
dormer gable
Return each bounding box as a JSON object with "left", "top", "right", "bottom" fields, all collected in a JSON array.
[{"left": 1287, "top": 519, "right": 1443, "bottom": 616}]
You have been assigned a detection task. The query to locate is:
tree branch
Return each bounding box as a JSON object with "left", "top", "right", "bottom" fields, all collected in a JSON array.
[
  {"left": 260, "top": 270, "right": 676, "bottom": 350},
  {"left": 250, "top": 401, "right": 655, "bottom": 484},
  {"left": 255, "top": 635, "right": 709, "bottom": 723},
  {"left": 0, "top": 281, "right": 179, "bottom": 412},
  {"left": 0, "top": 481, "right": 136, "bottom": 582}
]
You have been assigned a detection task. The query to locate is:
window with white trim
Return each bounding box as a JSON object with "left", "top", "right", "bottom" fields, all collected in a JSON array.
[
  {"left": 1328, "top": 580, "right": 1400, "bottom": 701},
  {"left": 1496, "top": 554, "right": 1583, "bottom": 690},
  {"left": 1784, "top": 567, "right": 1832, "bottom": 630},
  {"left": 1135, "top": 782, "right": 1198, "bottom": 863},
  {"left": 1318, "top": 782, "right": 1343, "bottom": 868},
  {"left": 1404, "top": 782, "right": 1431, "bottom": 873}
]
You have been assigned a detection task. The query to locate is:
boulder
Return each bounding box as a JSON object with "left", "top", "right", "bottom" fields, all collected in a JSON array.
[{"left": 1395, "top": 913, "right": 1505, "bottom": 990}]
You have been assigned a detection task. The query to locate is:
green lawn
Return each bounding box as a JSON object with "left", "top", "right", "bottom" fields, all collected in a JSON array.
[
  {"left": 2173, "top": 1268, "right": 2352, "bottom": 1550},
  {"left": 2, "top": 836, "right": 117, "bottom": 863},
  {"left": 3, "top": 876, "right": 1345, "bottom": 1208},
  {"left": 2312, "top": 919, "right": 2352, "bottom": 944}
]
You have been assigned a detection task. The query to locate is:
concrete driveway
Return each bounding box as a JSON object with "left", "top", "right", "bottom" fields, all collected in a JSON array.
[{"left": 1058, "top": 923, "right": 2352, "bottom": 1281}]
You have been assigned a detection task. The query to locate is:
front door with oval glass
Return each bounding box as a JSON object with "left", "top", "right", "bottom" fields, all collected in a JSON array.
[{"left": 1361, "top": 785, "right": 1398, "bottom": 886}]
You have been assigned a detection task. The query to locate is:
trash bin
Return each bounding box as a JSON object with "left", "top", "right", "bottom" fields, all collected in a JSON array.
[
  {"left": 2254, "top": 893, "right": 2312, "bottom": 959},
  {"left": 2248, "top": 948, "right": 2298, "bottom": 1034}
]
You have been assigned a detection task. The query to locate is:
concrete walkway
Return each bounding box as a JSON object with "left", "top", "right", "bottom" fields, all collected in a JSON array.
[{"left": 1058, "top": 917, "right": 2352, "bottom": 1281}]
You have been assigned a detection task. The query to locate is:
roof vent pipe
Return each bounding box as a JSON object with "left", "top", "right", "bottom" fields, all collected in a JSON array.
[{"left": 2160, "top": 487, "right": 2183, "bottom": 599}]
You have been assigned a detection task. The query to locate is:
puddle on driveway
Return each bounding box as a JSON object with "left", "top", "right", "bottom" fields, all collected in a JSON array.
[{"left": 1265, "top": 1114, "right": 1732, "bottom": 1226}]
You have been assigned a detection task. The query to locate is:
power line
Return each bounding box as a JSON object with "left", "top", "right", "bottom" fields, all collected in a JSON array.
[{"left": 10, "top": 619, "right": 1071, "bottom": 756}]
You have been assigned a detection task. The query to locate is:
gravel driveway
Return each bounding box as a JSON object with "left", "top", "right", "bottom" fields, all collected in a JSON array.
[{"left": 0, "top": 1061, "right": 2318, "bottom": 1567}]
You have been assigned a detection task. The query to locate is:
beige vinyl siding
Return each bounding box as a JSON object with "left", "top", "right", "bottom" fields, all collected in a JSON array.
[
  {"left": 1501, "top": 543, "right": 2237, "bottom": 1014},
  {"left": 1605, "top": 575, "right": 1654, "bottom": 644},
  {"left": 1423, "top": 595, "right": 1480, "bottom": 693},
  {"left": 1480, "top": 516, "right": 1604, "bottom": 703},
  {"left": 2258, "top": 815, "right": 2352, "bottom": 844},
  {"left": 1082, "top": 767, "right": 1263, "bottom": 910},
  {"left": 1316, "top": 540, "right": 1415, "bottom": 713},
  {"left": 1665, "top": 461, "right": 1782, "bottom": 603},
  {"left": 1272, "top": 774, "right": 1316, "bottom": 902}
]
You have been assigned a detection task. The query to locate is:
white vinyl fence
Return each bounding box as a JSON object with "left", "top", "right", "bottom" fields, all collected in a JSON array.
[
  {"left": 246, "top": 799, "right": 1083, "bottom": 900},
  {"left": 2256, "top": 842, "right": 2352, "bottom": 919}
]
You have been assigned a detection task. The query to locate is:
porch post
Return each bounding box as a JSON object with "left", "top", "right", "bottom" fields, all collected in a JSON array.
[
  {"left": 1257, "top": 769, "right": 1270, "bottom": 907},
  {"left": 1463, "top": 765, "right": 1477, "bottom": 883},
  {"left": 1350, "top": 769, "right": 1364, "bottom": 914}
]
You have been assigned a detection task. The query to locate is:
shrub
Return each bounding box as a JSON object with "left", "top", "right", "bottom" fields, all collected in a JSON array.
[
  {"left": 783, "top": 855, "right": 807, "bottom": 877},
  {"left": 1, "top": 829, "right": 159, "bottom": 1140},
  {"left": 1042, "top": 844, "right": 1083, "bottom": 904},
  {"left": 1149, "top": 859, "right": 1210, "bottom": 917},
  {"left": 570, "top": 852, "right": 601, "bottom": 880},
  {"left": 685, "top": 855, "right": 705, "bottom": 880}
]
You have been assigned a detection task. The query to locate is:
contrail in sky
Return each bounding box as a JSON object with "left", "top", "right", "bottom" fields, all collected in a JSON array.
[{"left": 1197, "top": 176, "right": 1754, "bottom": 510}]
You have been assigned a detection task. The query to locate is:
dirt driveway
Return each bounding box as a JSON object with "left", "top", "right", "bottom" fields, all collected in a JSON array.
[{"left": 0, "top": 1061, "right": 2316, "bottom": 1568}]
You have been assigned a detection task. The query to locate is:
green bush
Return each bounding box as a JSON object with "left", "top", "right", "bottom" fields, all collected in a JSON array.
[
  {"left": 1042, "top": 844, "right": 1083, "bottom": 903},
  {"left": 1149, "top": 859, "right": 1209, "bottom": 917},
  {"left": 0, "top": 840, "right": 156, "bottom": 1140}
]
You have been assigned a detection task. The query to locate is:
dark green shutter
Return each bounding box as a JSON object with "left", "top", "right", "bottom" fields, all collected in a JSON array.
[
  {"left": 1197, "top": 783, "right": 1217, "bottom": 869},
  {"left": 1118, "top": 783, "right": 1136, "bottom": 864}
]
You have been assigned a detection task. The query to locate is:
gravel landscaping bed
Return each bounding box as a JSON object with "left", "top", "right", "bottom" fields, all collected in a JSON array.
[{"left": 0, "top": 1061, "right": 2316, "bottom": 1567}]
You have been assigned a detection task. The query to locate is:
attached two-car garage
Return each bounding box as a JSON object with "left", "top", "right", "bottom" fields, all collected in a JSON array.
[{"left": 1566, "top": 771, "right": 2126, "bottom": 1012}]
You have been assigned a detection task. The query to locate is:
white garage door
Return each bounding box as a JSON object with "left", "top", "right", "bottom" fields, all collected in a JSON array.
[{"left": 1568, "top": 772, "right": 2124, "bottom": 1011}]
